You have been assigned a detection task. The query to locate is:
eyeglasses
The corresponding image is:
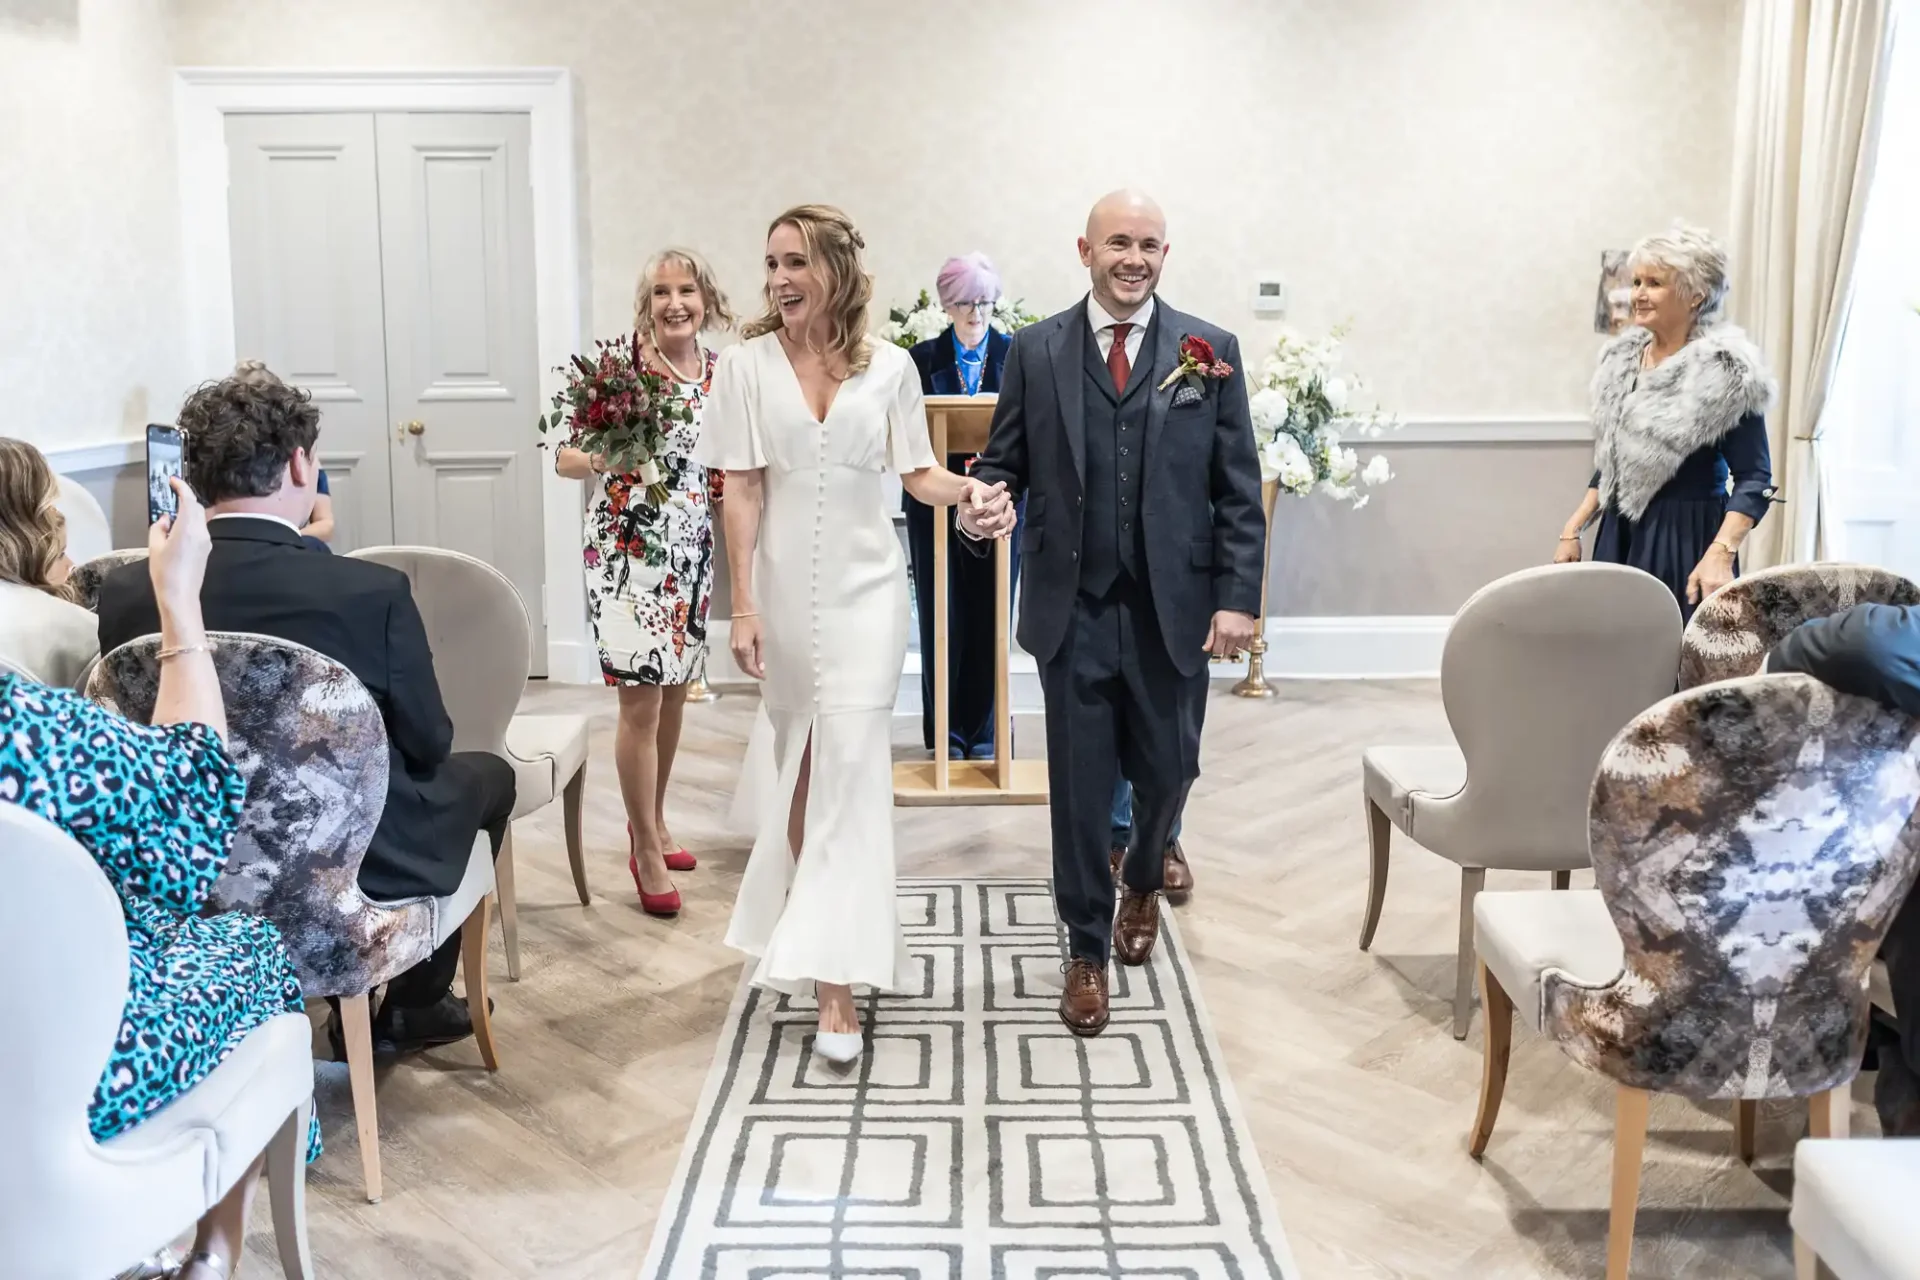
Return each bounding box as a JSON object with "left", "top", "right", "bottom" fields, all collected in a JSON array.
[{"left": 953, "top": 299, "right": 996, "bottom": 314}]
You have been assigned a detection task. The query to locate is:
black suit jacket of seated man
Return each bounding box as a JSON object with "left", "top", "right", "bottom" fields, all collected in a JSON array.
[
  {"left": 1770, "top": 601, "right": 1920, "bottom": 1133},
  {"left": 96, "top": 515, "right": 515, "bottom": 905}
]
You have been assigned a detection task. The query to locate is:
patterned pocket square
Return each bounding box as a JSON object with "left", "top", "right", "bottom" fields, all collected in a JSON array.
[{"left": 1171, "top": 382, "right": 1207, "bottom": 409}]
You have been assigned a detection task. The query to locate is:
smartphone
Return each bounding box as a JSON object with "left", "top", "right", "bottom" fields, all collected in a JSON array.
[{"left": 146, "top": 424, "right": 185, "bottom": 525}]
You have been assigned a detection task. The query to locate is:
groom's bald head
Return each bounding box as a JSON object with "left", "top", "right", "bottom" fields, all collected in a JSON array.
[{"left": 1080, "top": 189, "right": 1169, "bottom": 318}]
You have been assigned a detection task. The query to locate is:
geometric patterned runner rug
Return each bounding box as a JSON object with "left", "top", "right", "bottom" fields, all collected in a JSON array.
[{"left": 638, "top": 879, "right": 1298, "bottom": 1279}]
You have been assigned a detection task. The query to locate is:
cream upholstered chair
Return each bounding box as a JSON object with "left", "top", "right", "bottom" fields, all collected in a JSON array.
[
  {"left": 1471, "top": 674, "right": 1920, "bottom": 1280},
  {"left": 349, "top": 546, "right": 589, "bottom": 981},
  {"left": 53, "top": 473, "right": 112, "bottom": 566},
  {"left": 1793, "top": 1139, "right": 1920, "bottom": 1280},
  {"left": 90, "top": 633, "right": 499, "bottom": 1204},
  {"left": 1679, "top": 562, "right": 1920, "bottom": 690},
  {"left": 0, "top": 802, "right": 313, "bottom": 1280},
  {"left": 67, "top": 547, "right": 147, "bottom": 612},
  {"left": 1359, "top": 563, "right": 1683, "bottom": 1038}
]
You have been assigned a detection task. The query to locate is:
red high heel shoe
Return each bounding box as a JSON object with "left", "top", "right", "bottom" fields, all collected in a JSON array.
[
  {"left": 627, "top": 824, "right": 681, "bottom": 916},
  {"left": 632, "top": 822, "right": 698, "bottom": 872}
]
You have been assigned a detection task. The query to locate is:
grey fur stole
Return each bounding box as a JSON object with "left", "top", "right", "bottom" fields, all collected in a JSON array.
[{"left": 1590, "top": 324, "right": 1776, "bottom": 521}]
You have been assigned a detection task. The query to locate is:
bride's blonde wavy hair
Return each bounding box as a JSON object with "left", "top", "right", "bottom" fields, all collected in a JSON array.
[{"left": 743, "top": 204, "right": 874, "bottom": 375}]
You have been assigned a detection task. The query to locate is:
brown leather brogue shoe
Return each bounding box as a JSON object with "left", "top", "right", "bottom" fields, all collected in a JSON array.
[
  {"left": 1109, "top": 843, "right": 1126, "bottom": 884},
  {"left": 1059, "top": 958, "right": 1110, "bottom": 1036},
  {"left": 1114, "top": 887, "right": 1162, "bottom": 966},
  {"left": 1162, "top": 839, "right": 1194, "bottom": 903}
]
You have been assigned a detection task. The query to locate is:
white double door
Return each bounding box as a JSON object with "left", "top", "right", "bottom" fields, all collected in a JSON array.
[{"left": 225, "top": 111, "right": 546, "bottom": 671}]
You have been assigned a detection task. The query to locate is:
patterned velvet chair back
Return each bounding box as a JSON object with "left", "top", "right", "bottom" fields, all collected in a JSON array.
[
  {"left": 1680, "top": 563, "right": 1920, "bottom": 690},
  {"left": 87, "top": 632, "right": 439, "bottom": 998},
  {"left": 1545, "top": 674, "right": 1920, "bottom": 1099},
  {"left": 67, "top": 549, "right": 148, "bottom": 612},
  {"left": 347, "top": 546, "right": 530, "bottom": 755}
]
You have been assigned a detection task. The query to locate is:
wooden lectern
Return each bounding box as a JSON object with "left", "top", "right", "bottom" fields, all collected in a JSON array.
[{"left": 892, "top": 395, "right": 1049, "bottom": 806}]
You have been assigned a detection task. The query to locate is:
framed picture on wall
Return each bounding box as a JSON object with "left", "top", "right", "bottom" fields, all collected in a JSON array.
[{"left": 1594, "top": 250, "right": 1632, "bottom": 334}]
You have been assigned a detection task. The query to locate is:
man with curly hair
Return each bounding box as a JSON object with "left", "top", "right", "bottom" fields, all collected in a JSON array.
[{"left": 98, "top": 368, "right": 515, "bottom": 1057}]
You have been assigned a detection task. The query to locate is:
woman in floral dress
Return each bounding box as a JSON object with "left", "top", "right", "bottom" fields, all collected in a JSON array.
[{"left": 555, "top": 249, "right": 732, "bottom": 914}]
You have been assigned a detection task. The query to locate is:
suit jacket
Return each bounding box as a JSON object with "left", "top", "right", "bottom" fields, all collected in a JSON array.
[
  {"left": 967, "top": 297, "right": 1266, "bottom": 676},
  {"left": 97, "top": 516, "right": 471, "bottom": 900},
  {"left": 1768, "top": 603, "right": 1920, "bottom": 716}
]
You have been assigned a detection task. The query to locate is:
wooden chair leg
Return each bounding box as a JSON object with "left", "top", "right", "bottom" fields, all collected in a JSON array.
[
  {"left": 1607, "top": 1086, "right": 1652, "bottom": 1280},
  {"left": 1359, "top": 798, "right": 1392, "bottom": 951},
  {"left": 1794, "top": 1235, "right": 1821, "bottom": 1280},
  {"left": 1551, "top": 869, "right": 1572, "bottom": 890},
  {"left": 265, "top": 1095, "right": 313, "bottom": 1279},
  {"left": 1734, "top": 1099, "right": 1758, "bottom": 1163},
  {"left": 1809, "top": 1083, "right": 1851, "bottom": 1139},
  {"left": 1469, "top": 962, "right": 1512, "bottom": 1158},
  {"left": 563, "top": 764, "right": 589, "bottom": 905},
  {"left": 338, "top": 992, "right": 383, "bottom": 1203},
  {"left": 462, "top": 894, "right": 500, "bottom": 1071},
  {"left": 1453, "top": 868, "right": 1486, "bottom": 1040},
  {"left": 496, "top": 826, "right": 520, "bottom": 982}
]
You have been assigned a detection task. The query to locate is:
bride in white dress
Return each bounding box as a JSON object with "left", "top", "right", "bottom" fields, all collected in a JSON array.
[{"left": 697, "top": 205, "right": 1013, "bottom": 1063}]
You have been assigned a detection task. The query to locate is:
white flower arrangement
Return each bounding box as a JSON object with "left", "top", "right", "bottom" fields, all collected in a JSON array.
[
  {"left": 1248, "top": 325, "right": 1398, "bottom": 509},
  {"left": 878, "top": 290, "right": 1043, "bottom": 349}
]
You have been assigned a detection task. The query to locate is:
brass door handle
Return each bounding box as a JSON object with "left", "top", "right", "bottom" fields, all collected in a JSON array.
[{"left": 405, "top": 420, "right": 425, "bottom": 435}]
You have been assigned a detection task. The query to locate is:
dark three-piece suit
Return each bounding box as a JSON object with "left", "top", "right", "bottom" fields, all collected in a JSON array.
[{"left": 968, "top": 298, "right": 1266, "bottom": 964}]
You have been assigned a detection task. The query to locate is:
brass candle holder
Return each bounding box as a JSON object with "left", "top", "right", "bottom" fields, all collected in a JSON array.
[{"left": 1231, "top": 478, "right": 1281, "bottom": 699}]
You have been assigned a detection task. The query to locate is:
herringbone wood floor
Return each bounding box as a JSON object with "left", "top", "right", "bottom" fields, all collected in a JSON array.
[{"left": 235, "top": 679, "right": 1850, "bottom": 1279}]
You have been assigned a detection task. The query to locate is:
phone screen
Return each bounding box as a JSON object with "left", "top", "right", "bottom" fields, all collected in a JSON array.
[{"left": 146, "top": 424, "right": 185, "bottom": 525}]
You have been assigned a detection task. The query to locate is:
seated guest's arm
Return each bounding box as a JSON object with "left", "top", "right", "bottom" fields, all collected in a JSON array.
[
  {"left": 1768, "top": 603, "right": 1920, "bottom": 715},
  {"left": 383, "top": 584, "right": 455, "bottom": 769}
]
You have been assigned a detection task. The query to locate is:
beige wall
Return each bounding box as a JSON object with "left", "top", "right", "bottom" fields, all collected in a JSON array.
[
  {"left": 2, "top": 0, "right": 188, "bottom": 452},
  {"left": 25, "top": 0, "right": 1738, "bottom": 613},
  {"left": 171, "top": 0, "right": 1740, "bottom": 419}
]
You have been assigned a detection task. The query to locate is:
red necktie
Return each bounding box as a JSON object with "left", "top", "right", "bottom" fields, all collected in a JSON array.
[{"left": 1107, "top": 323, "right": 1133, "bottom": 394}]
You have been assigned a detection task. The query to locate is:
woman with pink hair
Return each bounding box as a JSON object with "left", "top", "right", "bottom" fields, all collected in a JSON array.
[{"left": 904, "top": 253, "right": 1024, "bottom": 759}]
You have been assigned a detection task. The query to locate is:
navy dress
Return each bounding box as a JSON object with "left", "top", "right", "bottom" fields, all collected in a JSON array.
[
  {"left": 1591, "top": 410, "right": 1772, "bottom": 620},
  {"left": 904, "top": 326, "right": 1022, "bottom": 757}
]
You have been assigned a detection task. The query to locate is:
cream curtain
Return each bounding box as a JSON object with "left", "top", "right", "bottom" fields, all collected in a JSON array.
[{"left": 1727, "top": 0, "right": 1898, "bottom": 570}]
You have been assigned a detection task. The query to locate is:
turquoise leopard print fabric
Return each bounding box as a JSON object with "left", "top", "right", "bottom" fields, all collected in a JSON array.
[{"left": 0, "top": 674, "right": 318, "bottom": 1159}]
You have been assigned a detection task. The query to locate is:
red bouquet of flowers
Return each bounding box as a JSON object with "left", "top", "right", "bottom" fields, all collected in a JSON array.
[{"left": 538, "top": 334, "right": 690, "bottom": 507}]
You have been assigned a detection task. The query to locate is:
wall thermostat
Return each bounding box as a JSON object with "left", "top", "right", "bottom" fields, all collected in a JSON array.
[{"left": 1251, "top": 275, "right": 1288, "bottom": 317}]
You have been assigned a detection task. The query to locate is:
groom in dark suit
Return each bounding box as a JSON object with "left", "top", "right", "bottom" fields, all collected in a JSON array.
[{"left": 959, "top": 190, "right": 1266, "bottom": 1034}]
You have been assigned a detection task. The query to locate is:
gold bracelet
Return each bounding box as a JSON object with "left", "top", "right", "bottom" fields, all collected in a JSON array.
[
  {"left": 731, "top": 612, "right": 759, "bottom": 620},
  {"left": 157, "top": 642, "right": 209, "bottom": 661},
  {"left": 1713, "top": 540, "right": 1740, "bottom": 556},
  {"left": 1558, "top": 535, "right": 1580, "bottom": 542}
]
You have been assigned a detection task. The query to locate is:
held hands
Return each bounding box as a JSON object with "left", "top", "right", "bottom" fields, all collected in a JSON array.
[
  {"left": 1686, "top": 544, "right": 1736, "bottom": 605},
  {"left": 956, "top": 478, "right": 1015, "bottom": 540},
  {"left": 1204, "top": 610, "right": 1259, "bottom": 660},
  {"left": 148, "top": 477, "right": 211, "bottom": 616}
]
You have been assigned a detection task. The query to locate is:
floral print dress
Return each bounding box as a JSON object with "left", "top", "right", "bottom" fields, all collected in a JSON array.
[
  {"left": 578, "top": 350, "right": 720, "bottom": 685},
  {"left": 0, "top": 675, "right": 319, "bottom": 1159}
]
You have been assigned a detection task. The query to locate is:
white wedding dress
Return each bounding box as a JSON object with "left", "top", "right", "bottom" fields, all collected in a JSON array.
[{"left": 696, "top": 333, "right": 936, "bottom": 995}]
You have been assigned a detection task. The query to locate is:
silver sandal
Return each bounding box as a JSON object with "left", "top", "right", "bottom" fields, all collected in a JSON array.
[{"left": 173, "top": 1252, "right": 231, "bottom": 1279}]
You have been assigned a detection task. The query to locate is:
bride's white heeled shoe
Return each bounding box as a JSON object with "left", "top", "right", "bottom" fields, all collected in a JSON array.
[{"left": 812, "top": 1029, "right": 864, "bottom": 1064}]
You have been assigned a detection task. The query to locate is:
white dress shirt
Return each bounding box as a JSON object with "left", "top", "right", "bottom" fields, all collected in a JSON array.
[
  {"left": 208, "top": 511, "right": 305, "bottom": 535},
  {"left": 1087, "top": 294, "right": 1155, "bottom": 368}
]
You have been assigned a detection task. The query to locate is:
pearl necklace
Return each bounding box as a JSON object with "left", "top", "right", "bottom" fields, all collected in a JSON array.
[{"left": 654, "top": 343, "right": 706, "bottom": 385}]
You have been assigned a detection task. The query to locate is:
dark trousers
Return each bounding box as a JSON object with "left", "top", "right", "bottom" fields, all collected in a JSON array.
[
  {"left": 1040, "top": 579, "right": 1205, "bottom": 964},
  {"left": 382, "top": 752, "right": 517, "bottom": 1010},
  {"left": 1873, "top": 888, "right": 1920, "bottom": 1130},
  {"left": 905, "top": 479, "right": 1022, "bottom": 756}
]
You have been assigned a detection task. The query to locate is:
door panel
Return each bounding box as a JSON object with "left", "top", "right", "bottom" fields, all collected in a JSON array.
[
  {"left": 376, "top": 113, "right": 546, "bottom": 670},
  {"left": 224, "top": 113, "right": 393, "bottom": 551}
]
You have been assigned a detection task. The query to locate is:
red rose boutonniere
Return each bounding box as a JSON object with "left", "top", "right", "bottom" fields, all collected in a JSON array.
[{"left": 1158, "top": 334, "right": 1234, "bottom": 392}]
